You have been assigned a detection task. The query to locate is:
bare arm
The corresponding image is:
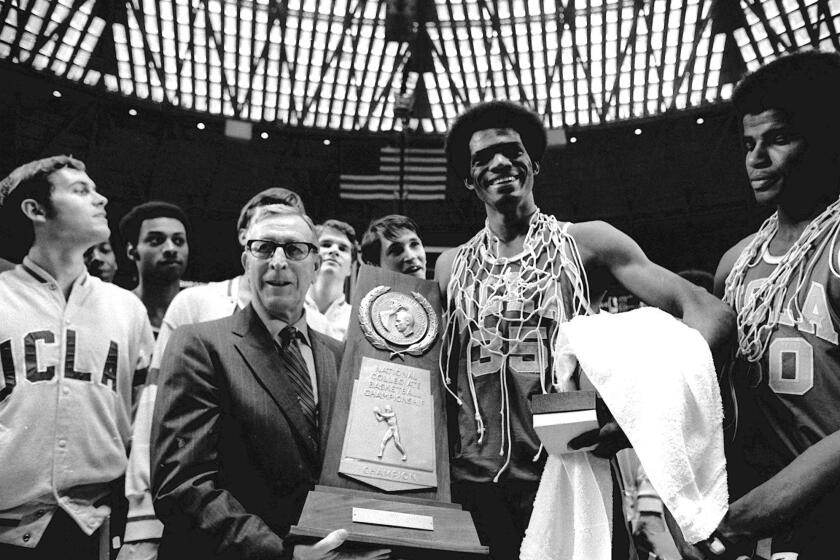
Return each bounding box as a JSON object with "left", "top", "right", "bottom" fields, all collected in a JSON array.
[
  {"left": 434, "top": 247, "right": 459, "bottom": 299},
  {"left": 673, "top": 431, "right": 840, "bottom": 558},
  {"left": 567, "top": 221, "right": 735, "bottom": 456},
  {"left": 570, "top": 221, "right": 735, "bottom": 356},
  {"left": 719, "top": 429, "right": 840, "bottom": 542}
]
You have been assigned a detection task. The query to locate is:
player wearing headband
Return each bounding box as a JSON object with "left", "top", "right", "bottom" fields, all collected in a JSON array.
[{"left": 438, "top": 101, "right": 734, "bottom": 559}]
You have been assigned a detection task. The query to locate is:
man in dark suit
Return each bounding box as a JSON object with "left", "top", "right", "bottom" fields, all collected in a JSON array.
[{"left": 150, "top": 204, "right": 388, "bottom": 560}]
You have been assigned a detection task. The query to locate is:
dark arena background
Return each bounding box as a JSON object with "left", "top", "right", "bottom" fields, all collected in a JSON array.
[{"left": 1, "top": 0, "right": 838, "bottom": 285}]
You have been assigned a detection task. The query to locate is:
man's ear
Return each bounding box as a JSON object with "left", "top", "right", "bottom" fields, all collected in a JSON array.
[
  {"left": 20, "top": 199, "right": 47, "bottom": 224},
  {"left": 237, "top": 228, "right": 248, "bottom": 247},
  {"left": 126, "top": 243, "right": 139, "bottom": 262},
  {"left": 464, "top": 178, "right": 475, "bottom": 191},
  {"left": 533, "top": 162, "right": 540, "bottom": 176},
  {"left": 313, "top": 254, "right": 321, "bottom": 273},
  {"left": 240, "top": 250, "right": 248, "bottom": 272}
]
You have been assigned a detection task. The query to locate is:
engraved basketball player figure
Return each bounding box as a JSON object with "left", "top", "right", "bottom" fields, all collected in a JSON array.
[{"left": 374, "top": 405, "right": 407, "bottom": 461}]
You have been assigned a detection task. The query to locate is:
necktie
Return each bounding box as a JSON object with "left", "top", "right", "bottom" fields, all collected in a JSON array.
[{"left": 278, "top": 326, "right": 318, "bottom": 442}]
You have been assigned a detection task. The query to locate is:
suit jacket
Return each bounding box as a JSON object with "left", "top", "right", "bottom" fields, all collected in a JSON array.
[{"left": 150, "top": 304, "right": 341, "bottom": 560}]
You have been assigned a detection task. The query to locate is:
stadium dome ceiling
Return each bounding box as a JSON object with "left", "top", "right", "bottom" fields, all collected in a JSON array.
[{"left": 1, "top": 0, "right": 838, "bottom": 133}]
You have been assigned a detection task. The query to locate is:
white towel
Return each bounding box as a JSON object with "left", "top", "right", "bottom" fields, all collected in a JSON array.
[
  {"left": 521, "top": 452, "right": 613, "bottom": 560},
  {"left": 521, "top": 307, "right": 728, "bottom": 560}
]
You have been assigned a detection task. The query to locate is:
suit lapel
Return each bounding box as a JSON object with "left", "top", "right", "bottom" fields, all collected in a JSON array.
[
  {"left": 232, "top": 306, "right": 319, "bottom": 462},
  {"left": 310, "top": 332, "right": 338, "bottom": 453}
]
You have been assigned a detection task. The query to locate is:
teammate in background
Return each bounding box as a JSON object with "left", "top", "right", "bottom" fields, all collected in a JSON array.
[
  {"left": 119, "top": 187, "right": 306, "bottom": 560},
  {"left": 708, "top": 51, "right": 840, "bottom": 560},
  {"left": 305, "top": 219, "right": 356, "bottom": 341},
  {"left": 360, "top": 214, "right": 427, "bottom": 278},
  {"left": 84, "top": 240, "right": 118, "bottom": 283},
  {"left": 436, "top": 101, "right": 734, "bottom": 559},
  {"left": 119, "top": 202, "right": 190, "bottom": 337},
  {"left": 0, "top": 156, "right": 154, "bottom": 560}
]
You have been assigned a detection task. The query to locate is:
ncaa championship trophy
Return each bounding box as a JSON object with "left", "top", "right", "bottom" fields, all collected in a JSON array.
[{"left": 289, "top": 265, "right": 488, "bottom": 558}]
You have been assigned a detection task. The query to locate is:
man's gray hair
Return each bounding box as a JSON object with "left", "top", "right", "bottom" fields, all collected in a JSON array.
[{"left": 246, "top": 204, "right": 318, "bottom": 245}]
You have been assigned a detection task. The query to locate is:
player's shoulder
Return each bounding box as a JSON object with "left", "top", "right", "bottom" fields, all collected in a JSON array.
[
  {"left": 94, "top": 277, "right": 147, "bottom": 311},
  {"left": 0, "top": 263, "right": 28, "bottom": 288},
  {"left": 716, "top": 234, "right": 758, "bottom": 278},
  {"left": 175, "top": 279, "right": 228, "bottom": 300},
  {"left": 567, "top": 220, "right": 620, "bottom": 242},
  {"left": 722, "top": 234, "right": 757, "bottom": 263},
  {"left": 566, "top": 220, "right": 635, "bottom": 266},
  {"left": 436, "top": 246, "right": 461, "bottom": 271},
  {"left": 168, "top": 279, "right": 231, "bottom": 312},
  {"left": 713, "top": 233, "right": 758, "bottom": 297},
  {"left": 566, "top": 220, "right": 626, "bottom": 252},
  {"left": 0, "top": 265, "right": 19, "bottom": 284},
  {"left": 0, "top": 268, "right": 19, "bottom": 299},
  {"left": 0, "top": 258, "right": 15, "bottom": 274},
  {"left": 435, "top": 245, "right": 466, "bottom": 294},
  {"left": 168, "top": 309, "right": 237, "bottom": 346}
]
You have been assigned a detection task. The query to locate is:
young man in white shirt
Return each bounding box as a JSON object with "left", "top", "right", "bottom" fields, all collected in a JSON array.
[
  {"left": 0, "top": 156, "right": 154, "bottom": 560},
  {"left": 305, "top": 219, "right": 356, "bottom": 341}
]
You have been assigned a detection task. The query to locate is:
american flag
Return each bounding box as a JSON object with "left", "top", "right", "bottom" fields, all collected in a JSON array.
[{"left": 339, "top": 146, "right": 447, "bottom": 201}]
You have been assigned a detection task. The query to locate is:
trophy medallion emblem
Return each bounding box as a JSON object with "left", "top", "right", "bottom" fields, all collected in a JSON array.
[{"left": 359, "top": 286, "right": 438, "bottom": 358}]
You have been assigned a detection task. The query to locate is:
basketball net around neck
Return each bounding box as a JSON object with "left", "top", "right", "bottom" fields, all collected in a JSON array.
[
  {"left": 440, "top": 211, "right": 591, "bottom": 481},
  {"left": 723, "top": 197, "right": 840, "bottom": 362}
]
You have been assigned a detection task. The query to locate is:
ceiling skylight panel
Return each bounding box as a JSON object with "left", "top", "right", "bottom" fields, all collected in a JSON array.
[
  {"left": 465, "top": 2, "right": 481, "bottom": 20},
  {"left": 23, "top": 13, "right": 44, "bottom": 38},
  {"left": 0, "top": 12, "right": 17, "bottom": 48},
  {"left": 150, "top": 83, "right": 165, "bottom": 103},
  {"left": 449, "top": 3, "right": 466, "bottom": 20},
  {"left": 103, "top": 73, "right": 122, "bottom": 93},
  {"left": 18, "top": 31, "right": 38, "bottom": 53}
]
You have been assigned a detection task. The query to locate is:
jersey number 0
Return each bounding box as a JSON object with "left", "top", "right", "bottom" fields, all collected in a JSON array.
[{"left": 768, "top": 337, "right": 814, "bottom": 396}]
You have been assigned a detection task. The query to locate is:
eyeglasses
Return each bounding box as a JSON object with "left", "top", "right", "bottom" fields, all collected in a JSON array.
[{"left": 245, "top": 240, "right": 318, "bottom": 261}]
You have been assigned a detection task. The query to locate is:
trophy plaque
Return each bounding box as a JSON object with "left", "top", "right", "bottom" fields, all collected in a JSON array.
[{"left": 289, "top": 265, "right": 487, "bottom": 559}]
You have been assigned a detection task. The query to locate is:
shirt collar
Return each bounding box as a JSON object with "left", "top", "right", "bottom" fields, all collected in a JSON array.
[
  {"left": 305, "top": 291, "right": 348, "bottom": 314},
  {"left": 22, "top": 256, "right": 89, "bottom": 288},
  {"left": 231, "top": 275, "right": 251, "bottom": 309},
  {"left": 251, "top": 298, "right": 312, "bottom": 347}
]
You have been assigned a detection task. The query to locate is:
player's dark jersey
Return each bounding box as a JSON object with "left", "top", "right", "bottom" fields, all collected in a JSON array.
[
  {"left": 447, "top": 220, "right": 585, "bottom": 483},
  {"left": 730, "top": 240, "right": 840, "bottom": 485},
  {"left": 727, "top": 235, "right": 840, "bottom": 557}
]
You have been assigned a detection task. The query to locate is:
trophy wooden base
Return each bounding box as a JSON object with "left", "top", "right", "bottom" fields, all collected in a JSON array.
[{"left": 289, "top": 486, "right": 488, "bottom": 559}]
